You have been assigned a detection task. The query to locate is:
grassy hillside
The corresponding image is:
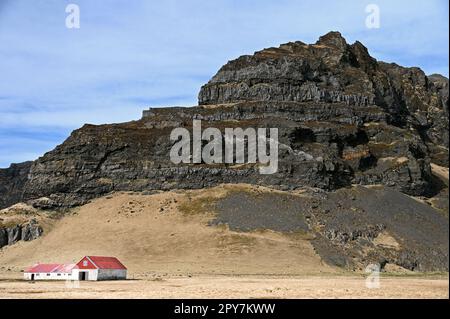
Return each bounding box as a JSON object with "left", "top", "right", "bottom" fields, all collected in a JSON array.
[{"left": 0, "top": 185, "right": 335, "bottom": 276}]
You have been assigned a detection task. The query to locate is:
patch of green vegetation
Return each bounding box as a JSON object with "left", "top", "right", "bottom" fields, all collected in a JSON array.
[
  {"left": 223, "top": 185, "right": 294, "bottom": 200},
  {"left": 285, "top": 229, "right": 316, "bottom": 241},
  {"left": 42, "top": 209, "right": 67, "bottom": 220},
  {"left": 178, "top": 196, "right": 218, "bottom": 216},
  {"left": 227, "top": 233, "right": 258, "bottom": 246}
]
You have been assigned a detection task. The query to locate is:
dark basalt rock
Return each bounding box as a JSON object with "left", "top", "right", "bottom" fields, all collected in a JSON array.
[
  {"left": 199, "top": 31, "right": 448, "bottom": 163},
  {"left": 0, "top": 31, "right": 448, "bottom": 210},
  {"left": 199, "top": 33, "right": 379, "bottom": 107},
  {"left": 311, "top": 186, "right": 449, "bottom": 271},
  {"left": 0, "top": 219, "right": 43, "bottom": 249},
  {"left": 0, "top": 228, "right": 7, "bottom": 248},
  {"left": 209, "top": 186, "right": 449, "bottom": 271},
  {"left": 6, "top": 225, "right": 21, "bottom": 245},
  {"left": 21, "top": 219, "right": 43, "bottom": 241},
  {"left": 0, "top": 162, "right": 33, "bottom": 209}
]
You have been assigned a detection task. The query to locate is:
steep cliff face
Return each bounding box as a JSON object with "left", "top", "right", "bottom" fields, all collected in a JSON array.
[
  {"left": 0, "top": 32, "right": 448, "bottom": 209},
  {"left": 0, "top": 162, "right": 32, "bottom": 209},
  {"left": 0, "top": 219, "right": 43, "bottom": 249},
  {"left": 199, "top": 33, "right": 381, "bottom": 107},
  {"left": 199, "top": 32, "right": 448, "bottom": 164}
]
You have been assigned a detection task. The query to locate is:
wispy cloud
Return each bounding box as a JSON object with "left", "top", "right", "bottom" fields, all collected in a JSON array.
[{"left": 0, "top": 0, "right": 448, "bottom": 167}]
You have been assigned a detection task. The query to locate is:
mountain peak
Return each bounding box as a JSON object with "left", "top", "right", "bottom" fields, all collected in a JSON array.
[
  {"left": 315, "top": 31, "right": 348, "bottom": 50},
  {"left": 199, "top": 31, "right": 377, "bottom": 106},
  {"left": 197, "top": 31, "right": 448, "bottom": 157}
]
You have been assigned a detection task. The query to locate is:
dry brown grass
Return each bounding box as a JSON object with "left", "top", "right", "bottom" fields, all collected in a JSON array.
[
  {"left": 0, "top": 185, "right": 334, "bottom": 277},
  {"left": 0, "top": 184, "right": 448, "bottom": 299}
]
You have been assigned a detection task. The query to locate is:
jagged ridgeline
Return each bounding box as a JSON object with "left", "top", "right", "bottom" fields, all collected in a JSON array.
[{"left": 0, "top": 32, "right": 448, "bottom": 209}]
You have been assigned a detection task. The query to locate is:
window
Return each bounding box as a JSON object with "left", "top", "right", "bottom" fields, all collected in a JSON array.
[
  {"left": 83, "top": 260, "right": 88, "bottom": 266},
  {"left": 47, "top": 274, "right": 50, "bottom": 276},
  {"left": 57, "top": 274, "right": 61, "bottom": 276}
]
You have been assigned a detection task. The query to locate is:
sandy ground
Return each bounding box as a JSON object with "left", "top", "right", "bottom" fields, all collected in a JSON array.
[{"left": 0, "top": 273, "right": 447, "bottom": 299}]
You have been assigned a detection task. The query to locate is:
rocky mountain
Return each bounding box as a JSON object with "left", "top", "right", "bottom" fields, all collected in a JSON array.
[
  {"left": 0, "top": 32, "right": 448, "bottom": 272},
  {"left": 199, "top": 32, "right": 448, "bottom": 161},
  {"left": 0, "top": 32, "right": 448, "bottom": 211}
]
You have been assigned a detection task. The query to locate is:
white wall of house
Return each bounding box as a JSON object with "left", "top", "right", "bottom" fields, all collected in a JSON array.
[
  {"left": 72, "top": 268, "right": 98, "bottom": 281},
  {"left": 24, "top": 268, "right": 126, "bottom": 281},
  {"left": 24, "top": 272, "right": 77, "bottom": 280}
]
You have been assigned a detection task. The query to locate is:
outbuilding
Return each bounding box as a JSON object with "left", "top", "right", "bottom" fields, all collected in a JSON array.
[
  {"left": 23, "top": 256, "right": 127, "bottom": 281},
  {"left": 74, "top": 256, "right": 127, "bottom": 281},
  {"left": 24, "top": 263, "right": 77, "bottom": 281}
]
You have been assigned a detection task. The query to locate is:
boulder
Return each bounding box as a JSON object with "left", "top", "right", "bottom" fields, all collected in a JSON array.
[{"left": 21, "top": 219, "right": 43, "bottom": 241}]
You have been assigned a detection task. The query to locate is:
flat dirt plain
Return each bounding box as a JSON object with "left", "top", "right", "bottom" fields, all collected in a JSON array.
[{"left": 0, "top": 272, "right": 447, "bottom": 299}]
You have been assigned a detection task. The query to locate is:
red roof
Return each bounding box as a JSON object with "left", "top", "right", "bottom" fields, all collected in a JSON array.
[
  {"left": 25, "top": 263, "right": 77, "bottom": 273},
  {"left": 53, "top": 264, "right": 77, "bottom": 273},
  {"left": 83, "top": 256, "right": 127, "bottom": 270},
  {"left": 25, "top": 257, "right": 126, "bottom": 273}
]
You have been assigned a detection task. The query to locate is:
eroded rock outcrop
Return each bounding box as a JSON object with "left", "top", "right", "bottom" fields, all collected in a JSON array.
[
  {"left": 199, "top": 32, "right": 448, "bottom": 164},
  {"left": 0, "top": 219, "right": 43, "bottom": 249},
  {"left": 0, "top": 162, "right": 32, "bottom": 209},
  {"left": 0, "top": 32, "right": 448, "bottom": 209}
]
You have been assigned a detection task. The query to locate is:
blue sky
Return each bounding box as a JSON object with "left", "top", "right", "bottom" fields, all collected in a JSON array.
[{"left": 0, "top": 0, "right": 448, "bottom": 168}]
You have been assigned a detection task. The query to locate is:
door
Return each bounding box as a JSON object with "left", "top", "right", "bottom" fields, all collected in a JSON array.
[
  {"left": 79, "top": 271, "right": 88, "bottom": 280},
  {"left": 31, "top": 274, "right": 35, "bottom": 280}
]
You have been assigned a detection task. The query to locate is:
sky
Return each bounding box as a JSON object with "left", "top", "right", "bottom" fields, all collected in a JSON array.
[{"left": 0, "top": 0, "right": 448, "bottom": 168}]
